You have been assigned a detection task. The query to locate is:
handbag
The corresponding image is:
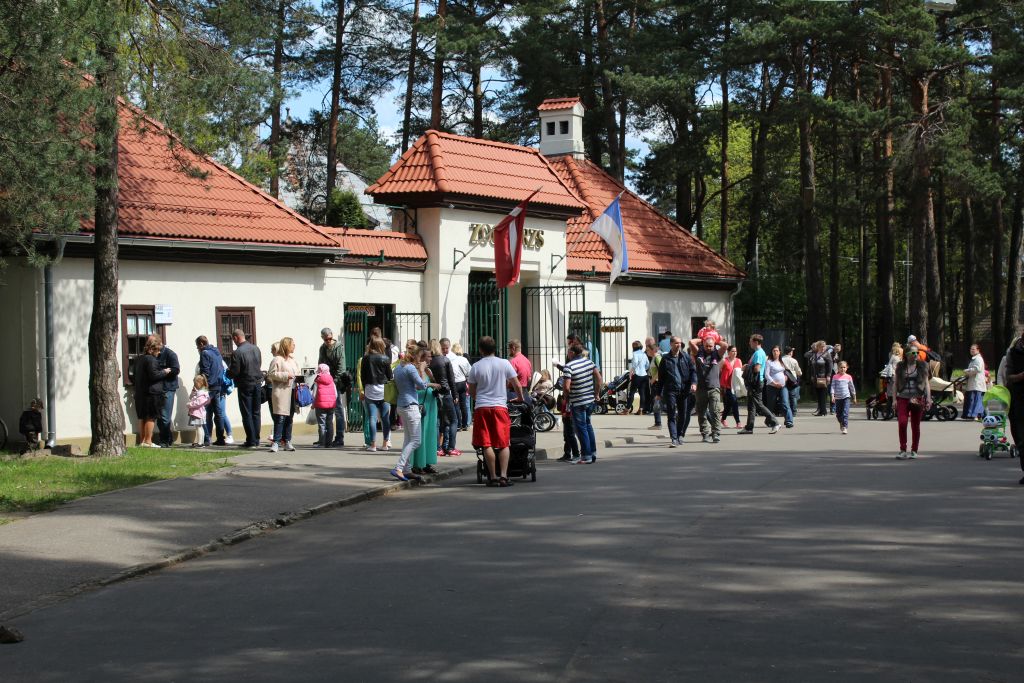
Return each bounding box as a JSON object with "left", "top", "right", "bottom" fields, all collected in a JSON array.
[
  {"left": 815, "top": 376, "right": 829, "bottom": 389},
  {"left": 784, "top": 369, "right": 799, "bottom": 387}
]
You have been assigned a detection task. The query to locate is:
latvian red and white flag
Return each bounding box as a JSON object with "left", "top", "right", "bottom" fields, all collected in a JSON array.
[{"left": 493, "top": 190, "right": 539, "bottom": 288}]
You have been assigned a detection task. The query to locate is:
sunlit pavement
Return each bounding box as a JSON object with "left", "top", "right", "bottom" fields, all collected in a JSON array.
[{"left": 3, "top": 412, "right": 1022, "bottom": 682}]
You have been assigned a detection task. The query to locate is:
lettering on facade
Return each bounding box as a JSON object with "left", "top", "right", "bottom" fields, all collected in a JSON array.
[
  {"left": 600, "top": 325, "right": 625, "bottom": 333},
  {"left": 469, "top": 223, "right": 545, "bottom": 250}
]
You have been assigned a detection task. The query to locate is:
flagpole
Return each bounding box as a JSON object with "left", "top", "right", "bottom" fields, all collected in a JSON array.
[{"left": 554, "top": 191, "right": 625, "bottom": 271}]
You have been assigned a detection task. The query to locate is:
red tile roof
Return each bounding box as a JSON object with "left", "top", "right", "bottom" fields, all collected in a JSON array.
[
  {"left": 366, "top": 130, "right": 587, "bottom": 212},
  {"left": 81, "top": 103, "right": 340, "bottom": 249},
  {"left": 549, "top": 156, "right": 745, "bottom": 281},
  {"left": 538, "top": 97, "right": 582, "bottom": 111},
  {"left": 321, "top": 227, "right": 427, "bottom": 262}
]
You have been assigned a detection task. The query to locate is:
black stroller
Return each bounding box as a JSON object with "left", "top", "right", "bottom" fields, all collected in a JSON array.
[
  {"left": 476, "top": 402, "right": 537, "bottom": 483},
  {"left": 595, "top": 372, "right": 630, "bottom": 415}
]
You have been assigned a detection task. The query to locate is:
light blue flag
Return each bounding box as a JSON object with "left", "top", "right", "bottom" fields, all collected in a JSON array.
[{"left": 588, "top": 196, "right": 628, "bottom": 283}]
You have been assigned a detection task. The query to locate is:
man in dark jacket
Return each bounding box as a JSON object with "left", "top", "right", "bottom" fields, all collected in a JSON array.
[
  {"left": 693, "top": 336, "right": 727, "bottom": 444},
  {"left": 154, "top": 337, "right": 181, "bottom": 447},
  {"left": 1003, "top": 334, "right": 1024, "bottom": 485},
  {"left": 318, "top": 327, "right": 347, "bottom": 447},
  {"left": 659, "top": 336, "right": 696, "bottom": 447},
  {"left": 227, "top": 329, "right": 264, "bottom": 448},
  {"left": 197, "top": 336, "right": 228, "bottom": 446}
]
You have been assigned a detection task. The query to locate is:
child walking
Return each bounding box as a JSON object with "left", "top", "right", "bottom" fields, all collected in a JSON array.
[
  {"left": 313, "top": 363, "right": 340, "bottom": 447},
  {"left": 557, "top": 392, "right": 580, "bottom": 463},
  {"left": 831, "top": 361, "right": 857, "bottom": 435},
  {"left": 188, "top": 375, "right": 211, "bottom": 447}
]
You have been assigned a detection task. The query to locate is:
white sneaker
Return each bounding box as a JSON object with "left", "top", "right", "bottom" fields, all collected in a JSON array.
[
  {"left": 270, "top": 442, "right": 279, "bottom": 453},
  {"left": 366, "top": 445, "right": 377, "bottom": 452},
  {"left": 841, "top": 427, "right": 848, "bottom": 435},
  {"left": 285, "top": 441, "right": 295, "bottom": 452},
  {"left": 769, "top": 425, "right": 780, "bottom": 434},
  {"left": 669, "top": 440, "right": 677, "bottom": 448},
  {"left": 382, "top": 440, "right": 391, "bottom": 451},
  {"left": 909, "top": 451, "right": 917, "bottom": 459},
  {"left": 896, "top": 450, "right": 908, "bottom": 460},
  {"left": 224, "top": 435, "right": 235, "bottom": 445}
]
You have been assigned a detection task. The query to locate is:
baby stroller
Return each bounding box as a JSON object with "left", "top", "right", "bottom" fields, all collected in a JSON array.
[
  {"left": 923, "top": 375, "right": 965, "bottom": 421},
  {"left": 866, "top": 372, "right": 896, "bottom": 421},
  {"left": 476, "top": 401, "right": 537, "bottom": 483},
  {"left": 530, "top": 384, "right": 557, "bottom": 433},
  {"left": 978, "top": 385, "right": 1018, "bottom": 460},
  {"left": 595, "top": 372, "right": 630, "bottom": 415}
]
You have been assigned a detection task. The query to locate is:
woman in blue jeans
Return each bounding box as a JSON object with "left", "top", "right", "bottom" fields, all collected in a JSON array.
[
  {"left": 360, "top": 337, "right": 393, "bottom": 452},
  {"left": 765, "top": 346, "right": 794, "bottom": 428}
]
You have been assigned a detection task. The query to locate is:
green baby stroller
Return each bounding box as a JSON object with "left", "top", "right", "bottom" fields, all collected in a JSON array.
[{"left": 978, "top": 385, "right": 1018, "bottom": 460}]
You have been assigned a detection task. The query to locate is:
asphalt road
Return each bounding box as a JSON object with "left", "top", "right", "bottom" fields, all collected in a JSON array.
[{"left": 4, "top": 416, "right": 1023, "bottom": 682}]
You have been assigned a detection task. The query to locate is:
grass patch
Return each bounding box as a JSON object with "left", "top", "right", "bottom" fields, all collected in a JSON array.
[{"left": 0, "top": 448, "right": 235, "bottom": 514}]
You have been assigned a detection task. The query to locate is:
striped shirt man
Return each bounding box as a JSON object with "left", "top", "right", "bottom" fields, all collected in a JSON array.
[{"left": 563, "top": 356, "right": 598, "bottom": 407}]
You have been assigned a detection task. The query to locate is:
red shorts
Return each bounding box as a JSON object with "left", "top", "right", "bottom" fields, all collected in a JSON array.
[{"left": 472, "top": 406, "right": 511, "bottom": 449}]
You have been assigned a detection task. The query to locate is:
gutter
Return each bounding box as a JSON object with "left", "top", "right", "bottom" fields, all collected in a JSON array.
[{"left": 34, "top": 234, "right": 348, "bottom": 260}]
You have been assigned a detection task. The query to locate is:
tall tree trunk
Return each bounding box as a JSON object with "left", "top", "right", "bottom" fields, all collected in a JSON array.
[
  {"left": 875, "top": 56, "right": 895, "bottom": 352},
  {"left": 719, "top": 5, "right": 731, "bottom": 256},
  {"left": 935, "top": 174, "right": 948, "bottom": 349},
  {"left": 616, "top": 1, "right": 637, "bottom": 175},
  {"left": 963, "top": 197, "right": 976, "bottom": 346},
  {"left": 745, "top": 62, "right": 770, "bottom": 274},
  {"left": 992, "top": 198, "right": 1005, "bottom": 350},
  {"left": 908, "top": 74, "right": 931, "bottom": 341},
  {"left": 581, "top": 2, "right": 603, "bottom": 161},
  {"left": 1005, "top": 186, "right": 1023, "bottom": 342},
  {"left": 675, "top": 114, "right": 692, "bottom": 229},
  {"left": 430, "top": 0, "right": 447, "bottom": 130},
  {"left": 401, "top": 0, "right": 421, "bottom": 153},
  {"left": 695, "top": 173, "right": 706, "bottom": 239},
  {"left": 828, "top": 125, "right": 840, "bottom": 343},
  {"left": 89, "top": 17, "right": 126, "bottom": 457},
  {"left": 594, "top": 0, "right": 621, "bottom": 180},
  {"left": 797, "top": 41, "right": 826, "bottom": 341},
  {"left": 326, "top": 0, "right": 345, "bottom": 205},
  {"left": 471, "top": 56, "right": 483, "bottom": 137},
  {"left": 268, "top": 0, "right": 286, "bottom": 198}
]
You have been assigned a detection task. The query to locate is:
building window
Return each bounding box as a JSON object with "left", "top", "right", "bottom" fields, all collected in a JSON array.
[
  {"left": 546, "top": 121, "right": 556, "bottom": 137},
  {"left": 216, "top": 307, "right": 256, "bottom": 361},
  {"left": 121, "top": 305, "right": 165, "bottom": 386},
  {"left": 559, "top": 120, "right": 569, "bottom": 135}
]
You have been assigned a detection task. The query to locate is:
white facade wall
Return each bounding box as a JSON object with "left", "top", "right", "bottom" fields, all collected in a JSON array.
[{"left": 4, "top": 258, "right": 423, "bottom": 440}]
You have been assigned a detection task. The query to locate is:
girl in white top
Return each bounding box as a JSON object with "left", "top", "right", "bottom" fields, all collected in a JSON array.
[
  {"left": 765, "top": 346, "right": 794, "bottom": 428},
  {"left": 963, "top": 343, "right": 987, "bottom": 420}
]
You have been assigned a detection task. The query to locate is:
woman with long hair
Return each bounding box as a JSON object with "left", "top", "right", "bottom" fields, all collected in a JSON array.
[
  {"left": 390, "top": 348, "right": 439, "bottom": 481},
  {"left": 805, "top": 340, "right": 833, "bottom": 416},
  {"left": 267, "top": 337, "right": 300, "bottom": 452},
  {"left": 429, "top": 339, "right": 460, "bottom": 456},
  {"left": 765, "top": 345, "right": 794, "bottom": 428},
  {"left": 133, "top": 336, "right": 172, "bottom": 447},
  {"left": 412, "top": 346, "right": 440, "bottom": 475},
  {"left": 894, "top": 342, "right": 932, "bottom": 459},
  {"left": 719, "top": 345, "right": 743, "bottom": 429},
  {"left": 450, "top": 342, "right": 473, "bottom": 430},
  {"left": 360, "top": 336, "right": 394, "bottom": 452}
]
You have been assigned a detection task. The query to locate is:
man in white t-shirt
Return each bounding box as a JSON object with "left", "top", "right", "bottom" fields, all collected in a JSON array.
[{"left": 468, "top": 335, "right": 524, "bottom": 487}]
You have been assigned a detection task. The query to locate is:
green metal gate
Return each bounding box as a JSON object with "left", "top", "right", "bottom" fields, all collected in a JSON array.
[
  {"left": 598, "top": 316, "right": 629, "bottom": 382},
  {"left": 521, "top": 285, "right": 585, "bottom": 374},
  {"left": 467, "top": 275, "right": 508, "bottom": 362},
  {"left": 343, "top": 310, "right": 368, "bottom": 432},
  {"left": 386, "top": 311, "right": 431, "bottom": 348}
]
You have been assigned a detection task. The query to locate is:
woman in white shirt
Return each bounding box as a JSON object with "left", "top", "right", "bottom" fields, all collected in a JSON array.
[
  {"left": 449, "top": 342, "right": 473, "bottom": 431},
  {"left": 765, "top": 345, "right": 794, "bottom": 428},
  {"left": 963, "top": 343, "right": 987, "bottom": 420}
]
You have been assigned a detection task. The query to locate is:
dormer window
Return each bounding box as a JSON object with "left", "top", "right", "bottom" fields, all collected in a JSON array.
[
  {"left": 560, "top": 120, "right": 569, "bottom": 135},
  {"left": 546, "top": 121, "right": 556, "bottom": 137}
]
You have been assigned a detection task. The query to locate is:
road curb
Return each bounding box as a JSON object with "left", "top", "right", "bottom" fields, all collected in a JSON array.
[{"left": 0, "top": 466, "right": 467, "bottom": 622}]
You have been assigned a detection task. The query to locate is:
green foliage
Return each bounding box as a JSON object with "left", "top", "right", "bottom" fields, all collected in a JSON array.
[{"left": 325, "top": 188, "right": 370, "bottom": 228}]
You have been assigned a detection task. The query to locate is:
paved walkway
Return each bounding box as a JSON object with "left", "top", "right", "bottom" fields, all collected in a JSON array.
[{"left": 2, "top": 409, "right": 1017, "bottom": 624}]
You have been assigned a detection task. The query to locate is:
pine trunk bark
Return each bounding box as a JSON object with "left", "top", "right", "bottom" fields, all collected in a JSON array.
[
  {"left": 797, "top": 41, "right": 826, "bottom": 341},
  {"left": 430, "top": 0, "right": 447, "bottom": 130},
  {"left": 401, "top": 0, "right": 420, "bottom": 153},
  {"left": 326, "top": 0, "right": 345, "bottom": 204},
  {"left": 594, "top": 0, "right": 621, "bottom": 180},
  {"left": 471, "top": 57, "right": 483, "bottom": 138},
  {"left": 89, "top": 24, "right": 127, "bottom": 457},
  {"left": 268, "top": 0, "right": 286, "bottom": 198},
  {"left": 829, "top": 127, "right": 840, "bottom": 343},
  {"left": 1005, "top": 186, "right": 1023, "bottom": 342},
  {"left": 963, "top": 197, "right": 976, "bottom": 346},
  {"left": 908, "top": 74, "right": 930, "bottom": 341},
  {"left": 745, "top": 63, "right": 771, "bottom": 274},
  {"left": 676, "top": 114, "right": 692, "bottom": 229},
  {"left": 719, "top": 8, "right": 731, "bottom": 257}
]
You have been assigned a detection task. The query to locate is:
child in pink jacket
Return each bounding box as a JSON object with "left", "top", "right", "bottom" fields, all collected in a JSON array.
[
  {"left": 313, "top": 363, "right": 339, "bottom": 447},
  {"left": 188, "top": 375, "right": 212, "bottom": 447}
]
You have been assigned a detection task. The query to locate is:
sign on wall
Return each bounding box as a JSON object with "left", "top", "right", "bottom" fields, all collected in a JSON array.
[
  {"left": 469, "top": 223, "right": 545, "bottom": 250},
  {"left": 155, "top": 304, "right": 173, "bottom": 324}
]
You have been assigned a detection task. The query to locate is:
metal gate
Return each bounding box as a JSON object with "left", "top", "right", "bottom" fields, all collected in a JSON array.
[
  {"left": 568, "top": 312, "right": 628, "bottom": 382},
  {"left": 386, "top": 311, "right": 431, "bottom": 348},
  {"left": 343, "top": 310, "right": 368, "bottom": 432},
  {"left": 521, "top": 285, "right": 585, "bottom": 375},
  {"left": 598, "top": 316, "right": 629, "bottom": 382},
  {"left": 467, "top": 276, "right": 508, "bottom": 362}
]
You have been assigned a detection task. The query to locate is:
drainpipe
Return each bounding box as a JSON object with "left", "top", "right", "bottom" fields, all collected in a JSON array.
[
  {"left": 43, "top": 238, "right": 65, "bottom": 448},
  {"left": 729, "top": 279, "right": 744, "bottom": 341}
]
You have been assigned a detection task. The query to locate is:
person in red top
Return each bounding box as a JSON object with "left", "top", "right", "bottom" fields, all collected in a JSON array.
[
  {"left": 697, "top": 319, "right": 723, "bottom": 346},
  {"left": 719, "top": 345, "right": 743, "bottom": 428},
  {"left": 507, "top": 339, "right": 533, "bottom": 391}
]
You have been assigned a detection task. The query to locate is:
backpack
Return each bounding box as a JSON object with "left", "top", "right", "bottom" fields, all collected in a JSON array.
[{"left": 294, "top": 381, "right": 313, "bottom": 408}]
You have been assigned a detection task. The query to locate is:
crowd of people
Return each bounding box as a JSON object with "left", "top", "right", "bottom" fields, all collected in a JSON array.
[{"left": 110, "top": 317, "right": 1024, "bottom": 488}]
